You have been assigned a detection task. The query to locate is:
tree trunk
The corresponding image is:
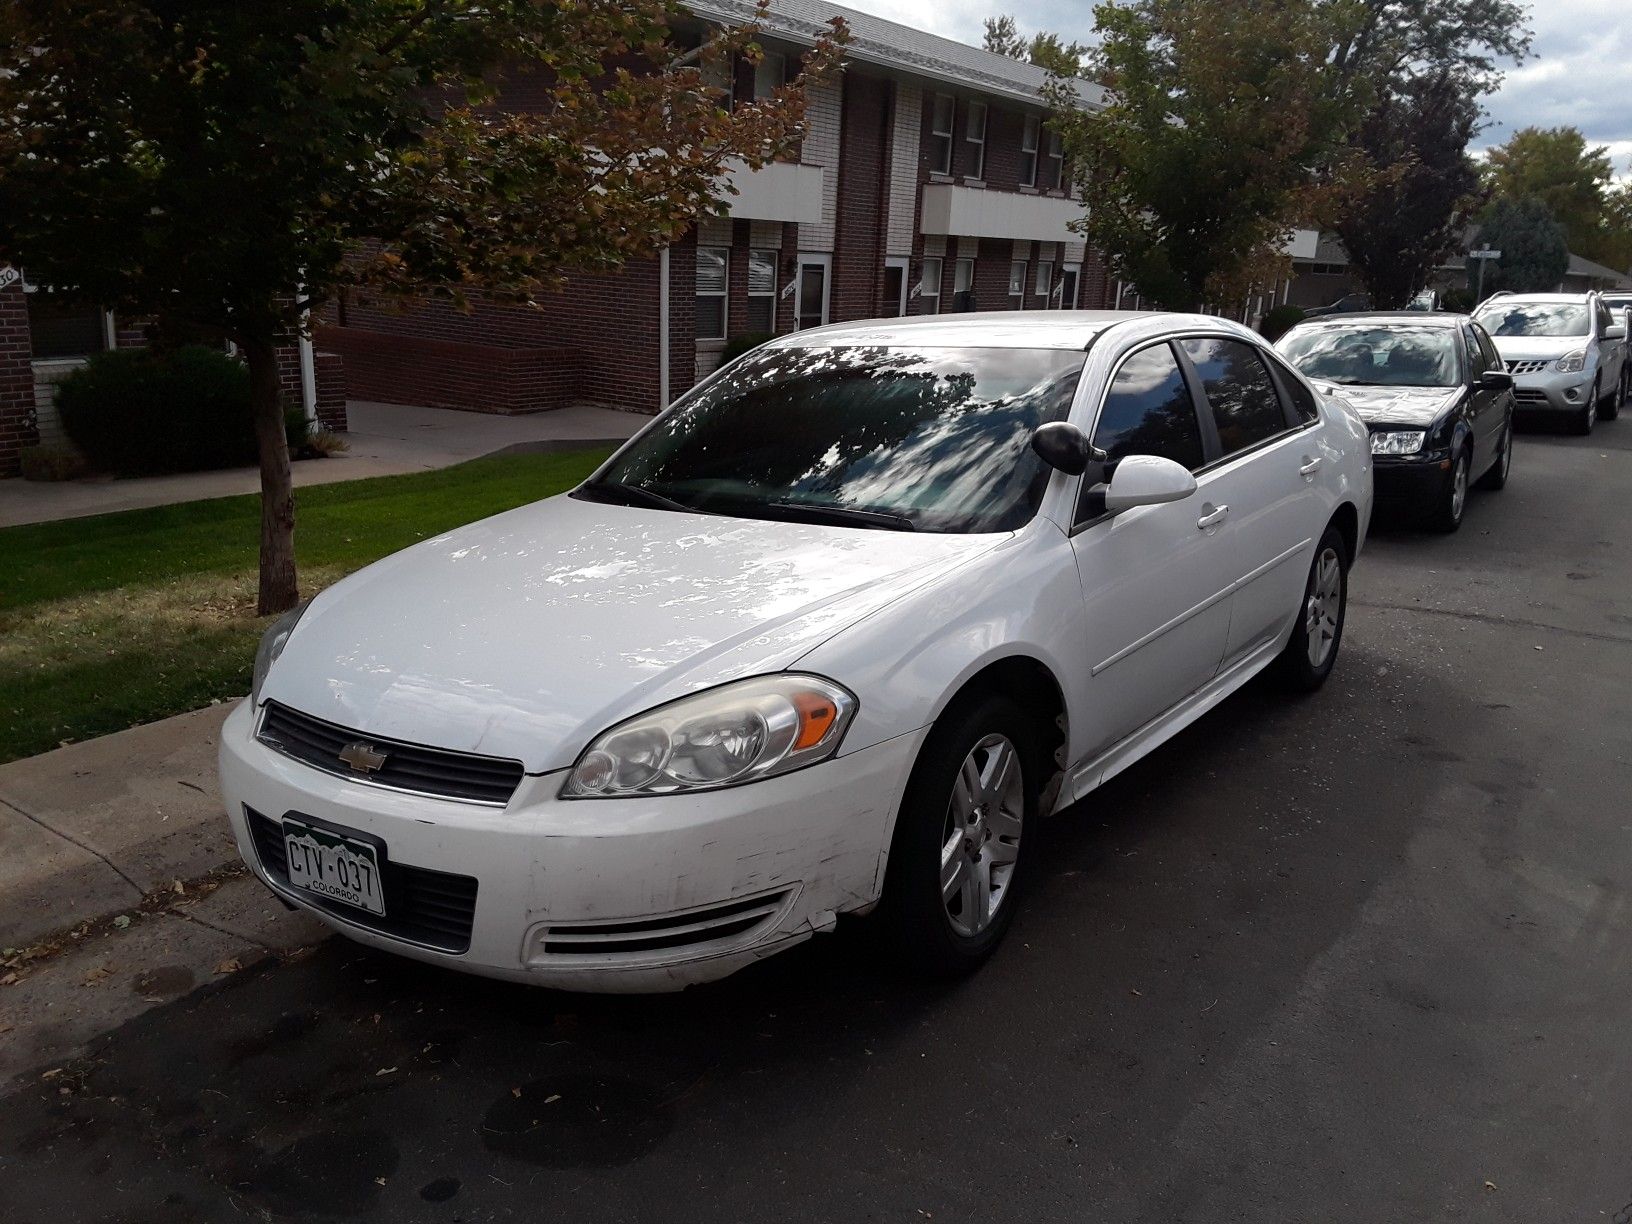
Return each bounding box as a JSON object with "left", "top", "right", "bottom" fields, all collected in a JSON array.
[{"left": 243, "top": 335, "right": 300, "bottom": 615}]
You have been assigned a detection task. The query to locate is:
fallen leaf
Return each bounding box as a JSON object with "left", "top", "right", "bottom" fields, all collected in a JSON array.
[
  {"left": 41, "top": 1068, "right": 62, "bottom": 1079},
  {"left": 374, "top": 1177, "right": 387, "bottom": 1187},
  {"left": 173, "top": 879, "right": 186, "bottom": 894},
  {"left": 81, "top": 965, "right": 113, "bottom": 986},
  {"left": 1129, "top": 988, "right": 1143, "bottom": 997},
  {"left": 544, "top": 1093, "right": 562, "bottom": 1104},
  {"left": 111, "top": 915, "right": 131, "bottom": 930},
  {"left": 1483, "top": 1181, "right": 1497, "bottom": 1192},
  {"left": 376, "top": 1066, "right": 397, "bottom": 1077},
  {"left": 0, "top": 972, "right": 21, "bottom": 987},
  {"left": 511, "top": 1087, "right": 522, "bottom": 1098},
  {"left": 214, "top": 958, "right": 242, "bottom": 975}
]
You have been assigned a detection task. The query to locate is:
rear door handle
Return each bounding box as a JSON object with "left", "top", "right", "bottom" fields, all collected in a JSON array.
[
  {"left": 1196, "top": 504, "right": 1229, "bottom": 531},
  {"left": 1299, "top": 456, "right": 1322, "bottom": 478}
]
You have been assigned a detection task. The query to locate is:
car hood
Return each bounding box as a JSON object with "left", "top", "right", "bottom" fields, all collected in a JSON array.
[
  {"left": 1313, "top": 383, "right": 1460, "bottom": 427},
  {"left": 1485, "top": 335, "right": 1585, "bottom": 362},
  {"left": 260, "top": 494, "right": 1002, "bottom": 773}
]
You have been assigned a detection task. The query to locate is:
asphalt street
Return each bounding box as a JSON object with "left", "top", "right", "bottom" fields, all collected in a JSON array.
[{"left": 4, "top": 419, "right": 1631, "bottom": 1223}]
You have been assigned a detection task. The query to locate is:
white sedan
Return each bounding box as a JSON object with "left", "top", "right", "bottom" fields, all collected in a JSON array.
[{"left": 220, "top": 311, "right": 1372, "bottom": 992}]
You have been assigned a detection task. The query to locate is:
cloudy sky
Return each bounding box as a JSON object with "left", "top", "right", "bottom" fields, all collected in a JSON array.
[{"left": 839, "top": 0, "right": 1632, "bottom": 171}]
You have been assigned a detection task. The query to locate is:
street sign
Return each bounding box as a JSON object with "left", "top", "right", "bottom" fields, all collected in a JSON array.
[
  {"left": 1468, "top": 249, "right": 1502, "bottom": 260},
  {"left": 0, "top": 266, "right": 19, "bottom": 291}
]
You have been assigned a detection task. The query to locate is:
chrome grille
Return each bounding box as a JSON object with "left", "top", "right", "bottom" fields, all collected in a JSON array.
[
  {"left": 1505, "top": 359, "right": 1549, "bottom": 375},
  {"left": 536, "top": 889, "right": 794, "bottom": 961},
  {"left": 257, "top": 702, "right": 524, "bottom": 806}
]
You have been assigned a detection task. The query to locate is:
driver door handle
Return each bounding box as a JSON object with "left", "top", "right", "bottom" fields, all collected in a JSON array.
[
  {"left": 1299, "top": 456, "right": 1323, "bottom": 478},
  {"left": 1196, "top": 504, "right": 1229, "bottom": 531}
]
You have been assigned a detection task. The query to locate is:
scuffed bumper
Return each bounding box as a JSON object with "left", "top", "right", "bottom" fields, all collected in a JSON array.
[{"left": 218, "top": 700, "right": 925, "bottom": 992}]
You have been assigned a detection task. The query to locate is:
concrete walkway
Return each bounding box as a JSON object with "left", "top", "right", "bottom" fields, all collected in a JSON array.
[{"left": 0, "top": 400, "right": 644, "bottom": 528}]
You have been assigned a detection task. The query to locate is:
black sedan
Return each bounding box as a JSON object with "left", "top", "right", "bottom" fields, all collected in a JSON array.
[{"left": 1275, "top": 312, "right": 1516, "bottom": 532}]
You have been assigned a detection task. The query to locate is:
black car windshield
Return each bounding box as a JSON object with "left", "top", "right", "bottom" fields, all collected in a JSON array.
[
  {"left": 581, "top": 345, "right": 1086, "bottom": 533},
  {"left": 1279, "top": 325, "right": 1460, "bottom": 387},
  {"left": 1474, "top": 302, "right": 1590, "bottom": 338}
]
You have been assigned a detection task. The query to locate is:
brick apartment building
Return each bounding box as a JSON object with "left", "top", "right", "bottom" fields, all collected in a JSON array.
[{"left": 319, "top": 0, "right": 1114, "bottom": 418}]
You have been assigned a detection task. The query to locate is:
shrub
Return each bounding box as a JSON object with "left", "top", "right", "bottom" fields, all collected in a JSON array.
[
  {"left": 55, "top": 346, "right": 255, "bottom": 476},
  {"left": 1259, "top": 305, "right": 1307, "bottom": 342},
  {"left": 19, "top": 444, "right": 90, "bottom": 482},
  {"left": 717, "top": 332, "right": 775, "bottom": 367},
  {"left": 1440, "top": 287, "right": 1475, "bottom": 315}
]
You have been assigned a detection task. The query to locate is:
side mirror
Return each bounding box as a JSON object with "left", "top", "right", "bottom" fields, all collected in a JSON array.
[
  {"left": 1103, "top": 454, "right": 1197, "bottom": 512},
  {"left": 1477, "top": 370, "right": 1514, "bottom": 392},
  {"left": 1030, "top": 421, "right": 1101, "bottom": 476},
  {"left": 1605, "top": 325, "right": 1626, "bottom": 341}
]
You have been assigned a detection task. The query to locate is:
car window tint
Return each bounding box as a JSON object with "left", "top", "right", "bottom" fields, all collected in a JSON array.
[
  {"left": 1461, "top": 326, "right": 1486, "bottom": 376},
  {"left": 1263, "top": 350, "right": 1319, "bottom": 423},
  {"left": 1090, "top": 343, "right": 1205, "bottom": 471},
  {"left": 1473, "top": 324, "right": 1503, "bottom": 371},
  {"left": 1179, "top": 337, "right": 1288, "bottom": 456}
]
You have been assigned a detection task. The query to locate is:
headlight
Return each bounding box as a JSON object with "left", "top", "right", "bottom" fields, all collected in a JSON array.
[
  {"left": 251, "top": 602, "right": 309, "bottom": 705},
  {"left": 563, "top": 674, "right": 857, "bottom": 798},
  {"left": 1556, "top": 350, "right": 1586, "bottom": 374},
  {"left": 1370, "top": 430, "right": 1426, "bottom": 455}
]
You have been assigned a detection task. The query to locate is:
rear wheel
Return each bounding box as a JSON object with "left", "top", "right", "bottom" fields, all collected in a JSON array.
[
  {"left": 880, "top": 694, "right": 1042, "bottom": 977},
  {"left": 1428, "top": 447, "right": 1471, "bottom": 533},
  {"left": 1603, "top": 369, "right": 1623, "bottom": 421},
  {"left": 1475, "top": 414, "right": 1512, "bottom": 491},
  {"left": 1273, "top": 525, "right": 1348, "bottom": 693}
]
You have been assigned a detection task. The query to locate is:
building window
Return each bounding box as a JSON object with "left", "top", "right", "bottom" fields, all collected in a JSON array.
[
  {"left": 753, "top": 51, "right": 786, "bottom": 99},
  {"left": 931, "top": 94, "right": 955, "bottom": 175},
  {"left": 1058, "top": 264, "right": 1080, "bottom": 309},
  {"left": 883, "top": 257, "right": 909, "bottom": 317},
  {"left": 747, "top": 249, "right": 777, "bottom": 332},
  {"left": 28, "top": 289, "right": 108, "bottom": 361},
  {"left": 919, "top": 257, "right": 943, "bottom": 312},
  {"left": 1009, "top": 260, "right": 1027, "bottom": 305},
  {"left": 952, "top": 258, "right": 975, "bottom": 312},
  {"left": 1035, "top": 261, "right": 1054, "bottom": 300},
  {"left": 696, "top": 247, "right": 728, "bottom": 340},
  {"left": 1045, "top": 131, "right": 1064, "bottom": 190},
  {"left": 1020, "top": 115, "right": 1040, "bottom": 187},
  {"left": 966, "top": 101, "right": 987, "bottom": 180}
]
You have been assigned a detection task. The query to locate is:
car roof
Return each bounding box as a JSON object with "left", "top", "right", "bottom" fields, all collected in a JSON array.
[
  {"left": 1288, "top": 312, "right": 1463, "bottom": 328},
  {"left": 1479, "top": 293, "right": 1591, "bottom": 304},
  {"left": 763, "top": 310, "right": 1255, "bottom": 352}
]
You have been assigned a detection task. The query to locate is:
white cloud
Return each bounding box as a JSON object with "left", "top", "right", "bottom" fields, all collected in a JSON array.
[{"left": 835, "top": 0, "right": 1632, "bottom": 171}]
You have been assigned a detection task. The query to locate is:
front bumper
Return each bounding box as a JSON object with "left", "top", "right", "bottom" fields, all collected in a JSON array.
[
  {"left": 1509, "top": 367, "right": 1595, "bottom": 413},
  {"left": 1371, "top": 448, "right": 1452, "bottom": 515},
  {"left": 219, "top": 700, "right": 925, "bottom": 992}
]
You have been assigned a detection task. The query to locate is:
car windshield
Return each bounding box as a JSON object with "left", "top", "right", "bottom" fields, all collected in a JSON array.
[
  {"left": 1278, "top": 325, "right": 1460, "bottom": 387},
  {"left": 1474, "top": 302, "right": 1590, "bottom": 338},
  {"left": 582, "top": 345, "right": 1086, "bottom": 533}
]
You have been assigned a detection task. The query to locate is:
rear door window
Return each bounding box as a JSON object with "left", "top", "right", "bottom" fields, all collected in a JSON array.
[{"left": 1179, "top": 337, "right": 1289, "bottom": 458}]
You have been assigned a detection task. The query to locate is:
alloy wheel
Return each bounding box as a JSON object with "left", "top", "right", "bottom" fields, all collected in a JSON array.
[
  {"left": 1449, "top": 452, "right": 1469, "bottom": 522},
  {"left": 1501, "top": 422, "right": 1513, "bottom": 479},
  {"left": 940, "top": 733, "right": 1024, "bottom": 938},
  {"left": 1304, "top": 547, "right": 1342, "bottom": 670}
]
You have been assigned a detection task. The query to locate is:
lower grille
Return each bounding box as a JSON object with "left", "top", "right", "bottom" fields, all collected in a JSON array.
[
  {"left": 537, "top": 889, "right": 794, "bottom": 961},
  {"left": 1513, "top": 387, "right": 1550, "bottom": 403},
  {"left": 257, "top": 702, "right": 524, "bottom": 807},
  {"left": 246, "top": 808, "right": 478, "bottom": 953}
]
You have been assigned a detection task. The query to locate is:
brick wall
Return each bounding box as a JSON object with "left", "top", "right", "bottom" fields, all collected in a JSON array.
[
  {"left": 832, "top": 73, "right": 890, "bottom": 321},
  {"left": 0, "top": 276, "right": 38, "bottom": 478},
  {"left": 800, "top": 79, "right": 843, "bottom": 252}
]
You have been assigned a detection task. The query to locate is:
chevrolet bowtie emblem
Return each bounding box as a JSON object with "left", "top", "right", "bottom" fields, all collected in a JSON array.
[{"left": 338, "top": 741, "right": 388, "bottom": 774}]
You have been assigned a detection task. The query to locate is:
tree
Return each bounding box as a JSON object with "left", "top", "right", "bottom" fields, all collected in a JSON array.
[
  {"left": 1048, "top": 0, "right": 1364, "bottom": 309},
  {"left": 1484, "top": 127, "right": 1614, "bottom": 259},
  {"left": 1332, "top": 75, "right": 1482, "bottom": 309},
  {"left": 1324, "top": 0, "right": 1530, "bottom": 98},
  {"left": 1599, "top": 183, "right": 1632, "bottom": 275},
  {"left": 1471, "top": 197, "right": 1569, "bottom": 295},
  {"left": 0, "top": 0, "right": 843, "bottom": 614},
  {"left": 982, "top": 13, "right": 1088, "bottom": 77}
]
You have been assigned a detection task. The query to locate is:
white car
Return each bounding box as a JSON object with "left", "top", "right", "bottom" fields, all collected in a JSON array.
[{"left": 220, "top": 311, "right": 1373, "bottom": 992}]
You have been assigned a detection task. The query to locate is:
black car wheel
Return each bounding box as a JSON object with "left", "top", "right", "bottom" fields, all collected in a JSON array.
[{"left": 1428, "top": 447, "right": 1471, "bottom": 532}]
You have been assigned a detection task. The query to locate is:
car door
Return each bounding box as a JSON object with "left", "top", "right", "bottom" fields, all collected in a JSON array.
[
  {"left": 1067, "top": 341, "right": 1238, "bottom": 758},
  {"left": 1177, "top": 337, "right": 1325, "bottom": 669},
  {"left": 1460, "top": 323, "right": 1502, "bottom": 468}
]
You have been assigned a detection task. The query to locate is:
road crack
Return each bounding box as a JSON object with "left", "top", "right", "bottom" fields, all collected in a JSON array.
[{"left": 1352, "top": 600, "right": 1632, "bottom": 646}]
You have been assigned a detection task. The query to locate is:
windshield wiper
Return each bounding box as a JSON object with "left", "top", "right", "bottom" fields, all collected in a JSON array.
[
  {"left": 763, "top": 501, "right": 917, "bottom": 531},
  {"left": 576, "top": 479, "right": 705, "bottom": 516}
]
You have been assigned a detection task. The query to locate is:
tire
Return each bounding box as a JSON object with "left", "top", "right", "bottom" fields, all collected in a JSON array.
[
  {"left": 1603, "top": 369, "right": 1623, "bottom": 421},
  {"left": 1574, "top": 379, "right": 1598, "bottom": 435},
  {"left": 1475, "top": 414, "right": 1512, "bottom": 491},
  {"left": 880, "top": 693, "right": 1044, "bottom": 977},
  {"left": 1273, "top": 524, "right": 1349, "bottom": 693},
  {"left": 1428, "top": 446, "right": 1471, "bottom": 533}
]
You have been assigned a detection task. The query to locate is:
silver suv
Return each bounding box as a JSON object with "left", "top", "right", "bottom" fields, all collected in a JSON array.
[{"left": 1472, "top": 292, "right": 1627, "bottom": 434}]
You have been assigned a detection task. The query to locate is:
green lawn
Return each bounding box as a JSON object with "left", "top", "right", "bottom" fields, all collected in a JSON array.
[{"left": 0, "top": 449, "right": 610, "bottom": 763}]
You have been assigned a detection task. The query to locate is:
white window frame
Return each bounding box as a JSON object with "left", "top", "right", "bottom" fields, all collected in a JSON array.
[
  {"left": 1020, "top": 115, "right": 1040, "bottom": 187},
  {"left": 919, "top": 257, "right": 943, "bottom": 313},
  {"left": 1009, "top": 260, "right": 1027, "bottom": 304},
  {"left": 953, "top": 257, "right": 975, "bottom": 312},
  {"left": 965, "top": 101, "right": 988, "bottom": 180},
  {"left": 931, "top": 94, "right": 955, "bottom": 176},
  {"left": 793, "top": 252, "right": 831, "bottom": 330},
  {"left": 884, "top": 255, "right": 910, "bottom": 317},
  {"left": 1045, "top": 131, "right": 1064, "bottom": 190},
  {"left": 696, "top": 246, "right": 729, "bottom": 341},
  {"left": 746, "top": 248, "right": 777, "bottom": 333},
  {"left": 1035, "top": 260, "right": 1054, "bottom": 298}
]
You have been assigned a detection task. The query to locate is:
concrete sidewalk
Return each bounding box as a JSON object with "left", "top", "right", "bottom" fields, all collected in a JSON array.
[{"left": 0, "top": 400, "right": 643, "bottom": 527}]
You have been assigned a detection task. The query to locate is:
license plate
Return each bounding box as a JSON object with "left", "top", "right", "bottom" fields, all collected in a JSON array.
[{"left": 283, "top": 817, "right": 386, "bottom": 915}]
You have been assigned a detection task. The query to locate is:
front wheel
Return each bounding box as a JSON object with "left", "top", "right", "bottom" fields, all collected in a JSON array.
[
  {"left": 1428, "top": 447, "right": 1470, "bottom": 533},
  {"left": 880, "top": 694, "right": 1043, "bottom": 977},
  {"left": 1273, "top": 525, "right": 1348, "bottom": 693},
  {"left": 1574, "top": 380, "right": 1599, "bottom": 435}
]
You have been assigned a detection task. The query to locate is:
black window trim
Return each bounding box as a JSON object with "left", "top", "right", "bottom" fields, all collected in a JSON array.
[{"left": 1176, "top": 332, "right": 1316, "bottom": 477}]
